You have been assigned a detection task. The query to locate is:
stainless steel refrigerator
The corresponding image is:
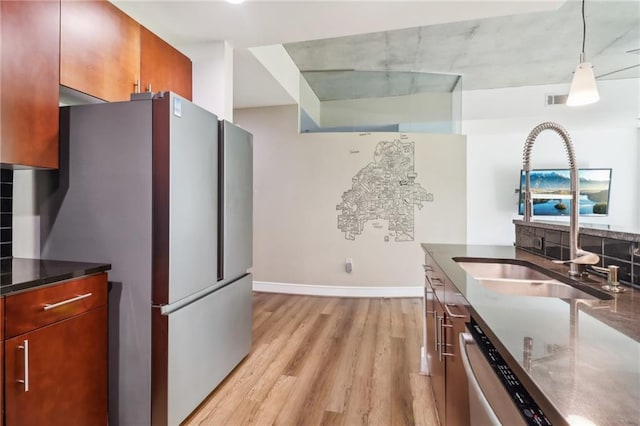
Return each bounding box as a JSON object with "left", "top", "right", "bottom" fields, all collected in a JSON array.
[{"left": 39, "top": 92, "right": 253, "bottom": 425}]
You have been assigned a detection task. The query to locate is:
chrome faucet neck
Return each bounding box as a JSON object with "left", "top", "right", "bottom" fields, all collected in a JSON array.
[{"left": 522, "top": 122, "right": 581, "bottom": 276}]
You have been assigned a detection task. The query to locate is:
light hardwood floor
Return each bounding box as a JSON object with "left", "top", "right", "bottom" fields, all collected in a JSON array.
[{"left": 184, "top": 292, "right": 439, "bottom": 426}]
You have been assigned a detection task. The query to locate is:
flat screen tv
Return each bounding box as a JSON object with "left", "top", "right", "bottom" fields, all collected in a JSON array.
[{"left": 518, "top": 168, "right": 612, "bottom": 216}]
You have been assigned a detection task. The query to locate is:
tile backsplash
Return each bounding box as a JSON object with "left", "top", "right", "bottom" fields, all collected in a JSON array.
[
  {"left": 1, "top": 169, "right": 12, "bottom": 260},
  {"left": 516, "top": 223, "right": 639, "bottom": 289}
]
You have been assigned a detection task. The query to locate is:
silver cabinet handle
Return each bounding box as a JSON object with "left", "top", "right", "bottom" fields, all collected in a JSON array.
[
  {"left": 440, "top": 319, "right": 455, "bottom": 357},
  {"left": 43, "top": 293, "right": 92, "bottom": 311},
  {"left": 436, "top": 314, "right": 443, "bottom": 361},
  {"left": 18, "top": 340, "right": 29, "bottom": 392},
  {"left": 445, "top": 303, "right": 466, "bottom": 319},
  {"left": 431, "top": 277, "right": 444, "bottom": 287},
  {"left": 425, "top": 289, "right": 435, "bottom": 315},
  {"left": 433, "top": 309, "right": 440, "bottom": 353}
]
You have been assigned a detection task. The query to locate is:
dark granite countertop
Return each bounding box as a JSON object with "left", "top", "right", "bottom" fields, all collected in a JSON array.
[
  {"left": 0, "top": 257, "right": 111, "bottom": 295},
  {"left": 422, "top": 243, "right": 640, "bottom": 426}
]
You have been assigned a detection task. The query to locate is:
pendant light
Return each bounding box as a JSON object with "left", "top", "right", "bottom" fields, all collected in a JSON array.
[{"left": 567, "top": 0, "right": 599, "bottom": 106}]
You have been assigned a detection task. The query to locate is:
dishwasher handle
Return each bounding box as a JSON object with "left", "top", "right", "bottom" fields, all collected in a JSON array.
[{"left": 459, "top": 333, "right": 502, "bottom": 426}]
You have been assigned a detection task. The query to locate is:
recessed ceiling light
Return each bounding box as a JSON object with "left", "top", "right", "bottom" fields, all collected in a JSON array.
[{"left": 225, "top": 0, "right": 245, "bottom": 4}]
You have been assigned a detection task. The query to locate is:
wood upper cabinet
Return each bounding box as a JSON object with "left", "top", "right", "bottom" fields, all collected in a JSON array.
[
  {"left": 60, "top": 0, "right": 140, "bottom": 102},
  {"left": 140, "top": 26, "right": 193, "bottom": 100},
  {"left": 3, "top": 273, "right": 108, "bottom": 425},
  {"left": 0, "top": 0, "right": 60, "bottom": 169}
]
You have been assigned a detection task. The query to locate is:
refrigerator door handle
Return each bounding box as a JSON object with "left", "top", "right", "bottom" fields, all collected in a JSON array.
[{"left": 158, "top": 274, "right": 250, "bottom": 315}]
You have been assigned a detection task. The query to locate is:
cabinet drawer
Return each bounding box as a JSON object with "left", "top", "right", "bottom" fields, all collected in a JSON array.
[{"left": 5, "top": 273, "right": 108, "bottom": 339}]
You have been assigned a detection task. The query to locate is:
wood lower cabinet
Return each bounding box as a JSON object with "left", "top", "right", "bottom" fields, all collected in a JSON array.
[
  {"left": 424, "top": 254, "right": 470, "bottom": 426},
  {"left": 0, "top": 298, "right": 4, "bottom": 426},
  {"left": 442, "top": 300, "right": 470, "bottom": 426},
  {"left": 140, "top": 26, "right": 193, "bottom": 100},
  {"left": 60, "top": 0, "right": 140, "bottom": 102},
  {"left": 425, "top": 279, "right": 445, "bottom": 422},
  {"left": 0, "top": 0, "right": 60, "bottom": 168},
  {"left": 3, "top": 273, "right": 108, "bottom": 425},
  {"left": 5, "top": 308, "right": 107, "bottom": 425}
]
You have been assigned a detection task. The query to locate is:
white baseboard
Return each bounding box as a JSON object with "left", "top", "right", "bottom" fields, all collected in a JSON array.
[{"left": 253, "top": 281, "right": 422, "bottom": 298}]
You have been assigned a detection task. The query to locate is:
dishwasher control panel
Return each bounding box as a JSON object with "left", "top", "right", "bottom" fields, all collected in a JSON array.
[{"left": 469, "top": 320, "right": 552, "bottom": 426}]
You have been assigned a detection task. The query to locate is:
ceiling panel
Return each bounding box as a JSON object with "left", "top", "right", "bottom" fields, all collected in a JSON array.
[{"left": 285, "top": 1, "right": 640, "bottom": 95}]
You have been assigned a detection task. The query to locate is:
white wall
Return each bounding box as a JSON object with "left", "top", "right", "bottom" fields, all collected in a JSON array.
[
  {"left": 235, "top": 105, "right": 466, "bottom": 288},
  {"left": 180, "top": 41, "right": 234, "bottom": 120},
  {"left": 463, "top": 78, "right": 640, "bottom": 245},
  {"left": 249, "top": 45, "right": 300, "bottom": 103}
]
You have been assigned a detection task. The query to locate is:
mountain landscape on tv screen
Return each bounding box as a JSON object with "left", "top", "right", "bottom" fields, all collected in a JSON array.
[{"left": 520, "top": 169, "right": 611, "bottom": 215}]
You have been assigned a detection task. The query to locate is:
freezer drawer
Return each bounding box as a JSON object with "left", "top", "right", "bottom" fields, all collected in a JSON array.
[{"left": 152, "top": 274, "right": 253, "bottom": 425}]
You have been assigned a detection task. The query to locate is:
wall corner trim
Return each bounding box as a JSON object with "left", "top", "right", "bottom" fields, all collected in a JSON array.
[{"left": 252, "top": 281, "right": 422, "bottom": 298}]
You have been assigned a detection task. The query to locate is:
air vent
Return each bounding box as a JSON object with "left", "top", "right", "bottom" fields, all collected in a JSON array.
[{"left": 546, "top": 94, "right": 568, "bottom": 106}]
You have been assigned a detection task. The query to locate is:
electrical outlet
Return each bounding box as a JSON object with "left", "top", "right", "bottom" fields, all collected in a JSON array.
[
  {"left": 533, "top": 237, "right": 543, "bottom": 250},
  {"left": 345, "top": 258, "right": 353, "bottom": 273}
]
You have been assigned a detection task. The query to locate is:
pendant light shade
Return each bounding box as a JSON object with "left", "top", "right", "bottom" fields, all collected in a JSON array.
[
  {"left": 567, "top": 60, "right": 600, "bottom": 106},
  {"left": 567, "top": 0, "right": 599, "bottom": 107}
]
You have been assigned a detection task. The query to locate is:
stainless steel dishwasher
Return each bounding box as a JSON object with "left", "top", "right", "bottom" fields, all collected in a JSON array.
[{"left": 459, "top": 321, "right": 552, "bottom": 426}]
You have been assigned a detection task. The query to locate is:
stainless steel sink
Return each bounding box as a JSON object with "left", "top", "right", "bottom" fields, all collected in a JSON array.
[
  {"left": 455, "top": 260, "right": 599, "bottom": 300},
  {"left": 455, "top": 261, "right": 553, "bottom": 282},
  {"left": 476, "top": 279, "right": 598, "bottom": 299}
]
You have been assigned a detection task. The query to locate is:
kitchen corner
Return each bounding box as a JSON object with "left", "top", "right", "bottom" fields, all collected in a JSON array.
[{"left": 422, "top": 242, "right": 640, "bottom": 426}]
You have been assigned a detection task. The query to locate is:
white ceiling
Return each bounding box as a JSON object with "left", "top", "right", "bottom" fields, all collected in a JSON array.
[{"left": 111, "top": 0, "right": 638, "bottom": 108}]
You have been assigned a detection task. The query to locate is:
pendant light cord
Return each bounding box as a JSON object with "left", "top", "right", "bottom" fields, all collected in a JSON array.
[{"left": 581, "top": 0, "right": 586, "bottom": 56}]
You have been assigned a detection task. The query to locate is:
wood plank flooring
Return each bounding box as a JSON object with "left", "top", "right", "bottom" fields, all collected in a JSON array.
[{"left": 184, "top": 292, "right": 439, "bottom": 426}]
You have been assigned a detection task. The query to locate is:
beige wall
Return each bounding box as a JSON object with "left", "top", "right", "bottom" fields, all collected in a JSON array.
[{"left": 235, "top": 105, "right": 466, "bottom": 287}]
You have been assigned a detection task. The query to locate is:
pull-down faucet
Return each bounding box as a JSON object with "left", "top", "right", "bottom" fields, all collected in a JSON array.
[{"left": 522, "top": 122, "right": 599, "bottom": 276}]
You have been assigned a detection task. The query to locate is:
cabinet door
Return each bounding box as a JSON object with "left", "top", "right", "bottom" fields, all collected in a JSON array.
[
  {"left": 425, "top": 280, "right": 437, "bottom": 375},
  {"left": 0, "top": 298, "right": 3, "bottom": 426},
  {"left": 140, "top": 26, "right": 192, "bottom": 100},
  {"left": 5, "top": 307, "right": 108, "bottom": 426},
  {"left": 430, "top": 300, "right": 446, "bottom": 425},
  {"left": 0, "top": 0, "right": 60, "bottom": 168},
  {"left": 60, "top": 0, "right": 140, "bottom": 102},
  {"left": 443, "top": 310, "right": 471, "bottom": 426}
]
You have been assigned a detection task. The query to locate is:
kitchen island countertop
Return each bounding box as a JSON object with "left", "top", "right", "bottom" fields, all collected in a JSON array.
[
  {"left": 422, "top": 243, "right": 640, "bottom": 426},
  {"left": 0, "top": 257, "right": 111, "bottom": 295}
]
